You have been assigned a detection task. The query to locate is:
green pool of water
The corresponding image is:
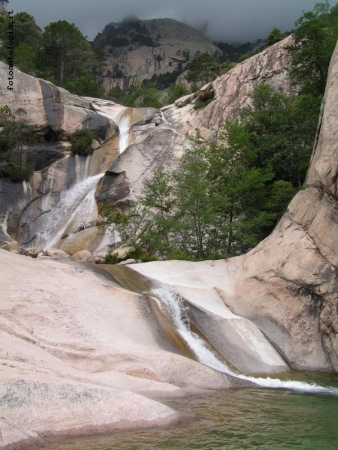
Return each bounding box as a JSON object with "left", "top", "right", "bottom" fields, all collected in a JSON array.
[{"left": 42, "top": 373, "right": 338, "bottom": 450}]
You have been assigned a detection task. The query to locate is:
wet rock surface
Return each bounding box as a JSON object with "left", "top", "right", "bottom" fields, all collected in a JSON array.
[{"left": 0, "top": 250, "right": 248, "bottom": 449}]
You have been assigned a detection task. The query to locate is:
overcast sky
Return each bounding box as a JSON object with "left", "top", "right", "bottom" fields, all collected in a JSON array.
[{"left": 8, "top": 0, "right": 336, "bottom": 43}]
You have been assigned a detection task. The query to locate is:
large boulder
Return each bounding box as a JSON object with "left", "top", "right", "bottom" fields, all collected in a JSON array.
[
  {"left": 99, "top": 124, "right": 188, "bottom": 207},
  {"left": 0, "top": 62, "right": 117, "bottom": 140}
]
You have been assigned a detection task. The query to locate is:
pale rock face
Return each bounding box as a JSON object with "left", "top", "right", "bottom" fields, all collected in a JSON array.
[
  {"left": 98, "top": 18, "right": 220, "bottom": 89},
  {"left": 132, "top": 40, "right": 338, "bottom": 373},
  {"left": 99, "top": 38, "right": 294, "bottom": 211},
  {"left": 0, "top": 62, "right": 117, "bottom": 139},
  {"left": 0, "top": 250, "right": 248, "bottom": 448},
  {"left": 165, "top": 35, "right": 293, "bottom": 140},
  {"left": 99, "top": 123, "right": 189, "bottom": 207},
  {"left": 72, "top": 249, "right": 95, "bottom": 263},
  {"left": 228, "top": 43, "right": 338, "bottom": 372},
  {"left": 133, "top": 260, "right": 289, "bottom": 375},
  {"left": 0, "top": 62, "right": 122, "bottom": 246}
]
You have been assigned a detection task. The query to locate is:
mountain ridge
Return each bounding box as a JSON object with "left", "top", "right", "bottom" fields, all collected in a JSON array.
[{"left": 94, "top": 17, "right": 220, "bottom": 89}]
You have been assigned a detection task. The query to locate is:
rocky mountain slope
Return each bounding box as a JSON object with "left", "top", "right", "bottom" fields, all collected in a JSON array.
[
  {"left": 94, "top": 17, "right": 220, "bottom": 89},
  {"left": 99, "top": 35, "right": 293, "bottom": 209},
  {"left": 164, "top": 35, "right": 293, "bottom": 140}
]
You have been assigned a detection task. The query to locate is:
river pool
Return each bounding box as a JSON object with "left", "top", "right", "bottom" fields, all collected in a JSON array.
[{"left": 42, "top": 373, "right": 338, "bottom": 450}]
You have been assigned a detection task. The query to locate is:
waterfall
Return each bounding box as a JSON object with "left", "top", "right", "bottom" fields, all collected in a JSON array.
[
  {"left": 31, "top": 103, "right": 137, "bottom": 250},
  {"left": 152, "top": 286, "right": 231, "bottom": 373},
  {"left": 152, "top": 285, "right": 338, "bottom": 395},
  {"left": 35, "top": 173, "right": 104, "bottom": 250},
  {"left": 117, "top": 110, "right": 132, "bottom": 154}
]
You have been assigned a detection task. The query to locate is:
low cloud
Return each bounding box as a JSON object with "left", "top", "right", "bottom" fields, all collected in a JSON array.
[{"left": 9, "top": 0, "right": 334, "bottom": 43}]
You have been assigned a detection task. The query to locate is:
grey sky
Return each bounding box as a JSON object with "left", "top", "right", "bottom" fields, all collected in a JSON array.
[{"left": 8, "top": 0, "right": 336, "bottom": 43}]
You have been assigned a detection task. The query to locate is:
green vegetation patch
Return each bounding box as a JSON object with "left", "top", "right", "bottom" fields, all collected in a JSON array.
[{"left": 70, "top": 129, "right": 94, "bottom": 156}]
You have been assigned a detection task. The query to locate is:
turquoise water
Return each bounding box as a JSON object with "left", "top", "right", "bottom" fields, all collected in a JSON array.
[{"left": 43, "top": 373, "right": 338, "bottom": 450}]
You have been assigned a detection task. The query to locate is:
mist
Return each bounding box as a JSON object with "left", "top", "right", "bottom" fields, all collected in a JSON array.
[{"left": 8, "top": 0, "right": 336, "bottom": 43}]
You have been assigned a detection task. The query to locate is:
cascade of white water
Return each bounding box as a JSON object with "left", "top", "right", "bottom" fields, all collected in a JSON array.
[
  {"left": 35, "top": 173, "right": 104, "bottom": 250},
  {"left": 160, "top": 111, "right": 169, "bottom": 124},
  {"left": 74, "top": 154, "right": 91, "bottom": 181},
  {"left": 0, "top": 210, "right": 8, "bottom": 232},
  {"left": 152, "top": 284, "right": 338, "bottom": 395},
  {"left": 117, "top": 111, "right": 132, "bottom": 154},
  {"left": 152, "top": 286, "right": 231, "bottom": 373}
]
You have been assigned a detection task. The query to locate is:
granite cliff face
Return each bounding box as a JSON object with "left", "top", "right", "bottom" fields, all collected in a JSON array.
[
  {"left": 133, "top": 40, "right": 338, "bottom": 373},
  {"left": 94, "top": 18, "right": 220, "bottom": 89},
  {"left": 0, "top": 61, "right": 121, "bottom": 246},
  {"left": 0, "top": 250, "right": 250, "bottom": 450},
  {"left": 164, "top": 35, "right": 293, "bottom": 140},
  {"left": 0, "top": 63, "right": 162, "bottom": 251},
  {"left": 229, "top": 42, "right": 338, "bottom": 372}
]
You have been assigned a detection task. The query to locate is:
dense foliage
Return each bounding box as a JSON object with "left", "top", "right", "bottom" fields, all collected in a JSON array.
[
  {"left": 288, "top": 1, "right": 338, "bottom": 97},
  {"left": 70, "top": 130, "right": 94, "bottom": 156},
  {"left": 0, "top": 106, "right": 35, "bottom": 182},
  {"left": 0, "top": 15, "right": 104, "bottom": 96},
  {"left": 267, "top": 28, "right": 286, "bottom": 46}
]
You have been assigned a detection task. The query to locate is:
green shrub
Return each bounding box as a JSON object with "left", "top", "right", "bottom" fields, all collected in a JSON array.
[
  {"left": 193, "top": 98, "right": 213, "bottom": 110},
  {"left": 70, "top": 129, "right": 94, "bottom": 156},
  {"left": 99, "top": 202, "right": 127, "bottom": 224},
  {"left": 0, "top": 160, "right": 34, "bottom": 182},
  {"left": 104, "top": 251, "right": 119, "bottom": 264},
  {"left": 126, "top": 245, "right": 157, "bottom": 262}
]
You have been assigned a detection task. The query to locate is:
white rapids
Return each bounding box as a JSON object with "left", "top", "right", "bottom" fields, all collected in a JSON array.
[{"left": 152, "top": 285, "right": 338, "bottom": 396}]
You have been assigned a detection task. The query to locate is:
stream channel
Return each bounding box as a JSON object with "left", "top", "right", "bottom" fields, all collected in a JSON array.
[{"left": 41, "top": 265, "right": 338, "bottom": 450}]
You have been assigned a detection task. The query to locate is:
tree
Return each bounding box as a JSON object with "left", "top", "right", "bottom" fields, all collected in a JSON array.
[
  {"left": 64, "top": 70, "right": 104, "bottom": 97},
  {"left": 14, "top": 43, "right": 37, "bottom": 74},
  {"left": 207, "top": 123, "right": 274, "bottom": 254},
  {"left": 237, "top": 83, "right": 318, "bottom": 187},
  {"left": 288, "top": 1, "right": 338, "bottom": 97},
  {"left": 173, "top": 139, "right": 217, "bottom": 259},
  {"left": 118, "top": 140, "right": 219, "bottom": 260},
  {"left": 267, "top": 28, "right": 286, "bottom": 46},
  {"left": 106, "top": 82, "right": 162, "bottom": 108},
  {"left": 165, "top": 83, "right": 189, "bottom": 104},
  {"left": 37, "top": 20, "right": 98, "bottom": 85},
  {"left": 0, "top": 12, "right": 41, "bottom": 74},
  {"left": 185, "top": 53, "right": 233, "bottom": 87},
  {"left": 120, "top": 170, "right": 177, "bottom": 255},
  {"left": 118, "top": 130, "right": 275, "bottom": 259},
  {"left": 11, "top": 12, "right": 41, "bottom": 48},
  {"left": 0, "top": 106, "right": 35, "bottom": 182}
]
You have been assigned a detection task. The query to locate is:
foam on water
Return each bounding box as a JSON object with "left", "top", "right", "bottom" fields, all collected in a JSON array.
[{"left": 152, "top": 285, "right": 338, "bottom": 396}]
